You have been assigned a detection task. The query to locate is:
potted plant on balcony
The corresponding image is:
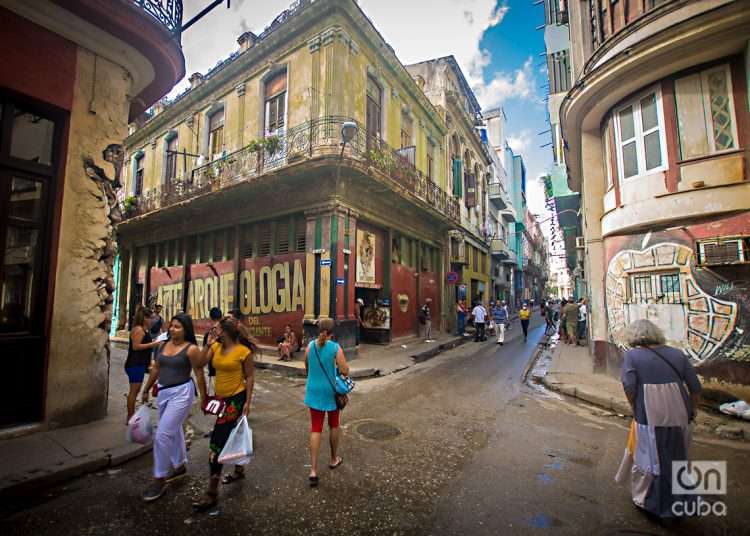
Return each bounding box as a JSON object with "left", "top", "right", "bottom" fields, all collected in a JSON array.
[
  {"left": 122, "top": 195, "right": 138, "bottom": 217},
  {"left": 264, "top": 135, "right": 281, "bottom": 155}
]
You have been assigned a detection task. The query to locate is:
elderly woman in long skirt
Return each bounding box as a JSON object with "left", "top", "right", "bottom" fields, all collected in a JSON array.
[{"left": 615, "top": 319, "right": 702, "bottom": 521}]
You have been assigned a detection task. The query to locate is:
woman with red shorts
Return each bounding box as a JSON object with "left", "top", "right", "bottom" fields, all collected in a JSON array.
[{"left": 304, "top": 317, "right": 350, "bottom": 487}]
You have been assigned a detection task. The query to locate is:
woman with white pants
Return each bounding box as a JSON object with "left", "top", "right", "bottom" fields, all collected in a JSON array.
[{"left": 141, "top": 313, "right": 207, "bottom": 502}]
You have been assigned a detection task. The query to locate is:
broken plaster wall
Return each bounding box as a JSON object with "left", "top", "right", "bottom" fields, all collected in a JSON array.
[{"left": 45, "top": 49, "right": 131, "bottom": 428}]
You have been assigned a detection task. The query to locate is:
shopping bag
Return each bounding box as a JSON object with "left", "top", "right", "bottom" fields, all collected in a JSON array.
[
  {"left": 127, "top": 405, "right": 152, "bottom": 444},
  {"left": 218, "top": 415, "right": 253, "bottom": 465}
]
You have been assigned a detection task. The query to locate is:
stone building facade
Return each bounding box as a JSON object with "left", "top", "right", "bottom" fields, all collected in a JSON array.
[
  {"left": 0, "top": 0, "right": 184, "bottom": 429},
  {"left": 561, "top": 0, "right": 750, "bottom": 400},
  {"left": 116, "top": 0, "right": 461, "bottom": 350}
]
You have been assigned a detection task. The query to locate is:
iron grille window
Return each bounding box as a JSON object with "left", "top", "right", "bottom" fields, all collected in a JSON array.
[
  {"left": 699, "top": 240, "right": 745, "bottom": 265},
  {"left": 258, "top": 224, "right": 272, "bottom": 257},
  {"left": 629, "top": 273, "right": 683, "bottom": 304},
  {"left": 276, "top": 221, "right": 290, "bottom": 254},
  {"left": 295, "top": 218, "right": 306, "bottom": 252},
  {"left": 242, "top": 227, "right": 254, "bottom": 259}
]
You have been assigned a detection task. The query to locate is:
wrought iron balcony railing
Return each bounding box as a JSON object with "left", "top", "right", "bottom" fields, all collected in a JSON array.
[
  {"left": 132, "top": 0, "right": 183, "bottom": 42},
  {"left": 121, "top": 116, "right": 460, "bottom": 223}
]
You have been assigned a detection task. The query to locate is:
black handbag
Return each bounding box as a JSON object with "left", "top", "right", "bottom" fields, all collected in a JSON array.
[{"left": 312, "top": 344, "right": 348, "bottom": 410}]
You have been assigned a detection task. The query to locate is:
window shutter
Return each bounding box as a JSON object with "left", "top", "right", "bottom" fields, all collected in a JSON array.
[
  {"left": 466, "top": 173, "right": 476, "bottom": 208},
  {"left": 453, "top": 158, "right": 463, "bottom": 197}
]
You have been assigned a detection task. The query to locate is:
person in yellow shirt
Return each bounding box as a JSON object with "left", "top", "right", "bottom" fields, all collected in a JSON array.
[
  {"left": 192, "top": 315, "right": 257, "bottom": 512},
  {"left": 519, "top": 302, "right": 531, "bottom": 342}
]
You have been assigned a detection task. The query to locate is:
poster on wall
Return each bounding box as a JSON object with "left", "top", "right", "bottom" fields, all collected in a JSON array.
[{"left": 356, "top": 228, "right": 376, "bottom": 287}]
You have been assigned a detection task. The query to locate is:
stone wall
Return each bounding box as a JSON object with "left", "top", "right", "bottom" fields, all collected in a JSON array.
[{"left": 44, "top": 49, "right": 131, "bottom": 428}]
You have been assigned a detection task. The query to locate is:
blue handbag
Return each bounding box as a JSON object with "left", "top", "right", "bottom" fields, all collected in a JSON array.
[{"left": 334, "top": 372, "right": 355, "bottom": 395}]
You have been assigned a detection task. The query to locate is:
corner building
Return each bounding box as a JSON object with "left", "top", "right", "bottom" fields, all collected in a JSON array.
[
  {"left": 563, "top": 0, "right": 750, "bottom": 400},
  {"left": 117, "top": 0, "right": 460, "bottom": 349}
]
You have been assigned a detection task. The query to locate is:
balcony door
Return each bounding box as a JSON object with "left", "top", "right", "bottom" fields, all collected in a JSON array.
[
  {"left": 366, "top": 75, "right": 382, "bottom": 153},
  {"left": 0, "top": 92, "right": 65, "bottom": 426}
]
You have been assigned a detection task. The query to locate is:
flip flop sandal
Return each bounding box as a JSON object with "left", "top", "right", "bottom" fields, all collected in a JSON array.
[
  {"left": 329, "top": 457, "right": 343, "bottom": 470},
  {"left": 309, "top": 475, "right": 319, "bottom": 487},
  {"left": 192, "top": 492, "right": 218, "bottom": 512},
  {"left": 222, "top": 470, "right": 245, "bottom": 484}
]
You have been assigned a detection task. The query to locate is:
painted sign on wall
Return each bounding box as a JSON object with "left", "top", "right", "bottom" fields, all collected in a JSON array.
[
  {"left": 356, "top": 228, "right": 376, "bottom": 286},
  {"left": 149, "top": 265, "right": 184, "bottom": 322}
]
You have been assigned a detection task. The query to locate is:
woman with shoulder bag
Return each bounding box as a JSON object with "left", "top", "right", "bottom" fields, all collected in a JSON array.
[
  {"left": 304, "top": 317, "right": 350, "bottom": 487},
  {"left": 192, "top": 315, "right": 257, "bottom": 512},
  {"left": 125, "top": 305, "right": 161, "bottom": 422}
]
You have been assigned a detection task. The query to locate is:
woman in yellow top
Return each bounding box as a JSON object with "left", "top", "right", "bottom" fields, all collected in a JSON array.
[{"left": 192, "top": 315, "right": 257, "bottom": 511}]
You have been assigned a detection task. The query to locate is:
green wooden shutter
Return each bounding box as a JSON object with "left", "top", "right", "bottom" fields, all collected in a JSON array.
[{"left": 452, "top": 158, "right": 463, "bottom": 198}]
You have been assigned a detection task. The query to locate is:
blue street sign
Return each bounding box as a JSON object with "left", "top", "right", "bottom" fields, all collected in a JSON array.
[
  {"left": 320, "top": 259, "right": 332, "bottom": 266},
  {"left": 336, "top": 278, "right": 345, "bottom": 285},
  {"left": 381, "top": 298, "right": 391, "bottom": 306}
]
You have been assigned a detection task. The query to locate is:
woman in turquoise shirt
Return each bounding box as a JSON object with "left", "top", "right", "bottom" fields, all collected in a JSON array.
[{"left": 304, "top": 317, "right": 350, "bottom": 487}]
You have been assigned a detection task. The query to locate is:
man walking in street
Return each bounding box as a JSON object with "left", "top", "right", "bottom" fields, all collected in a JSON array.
[
  {"left": 492, "top": 300, "right": 508, "bottom": 345},
  {"left": 472, "top": 301, "right": 487, "bottom": 342},
  {"left": 456, "top": 299, "right": 467, "bottom": 336},
  {"left": 562, "top": 298, "right": 580, "bottom": 345},
  {"left": 420, "top": 298, "right": 434, "bottom": 342}
]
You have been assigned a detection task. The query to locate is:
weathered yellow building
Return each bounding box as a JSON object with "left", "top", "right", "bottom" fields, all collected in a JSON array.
[{"left": 118, "top": 0, "right": 469, "bottom": 347}]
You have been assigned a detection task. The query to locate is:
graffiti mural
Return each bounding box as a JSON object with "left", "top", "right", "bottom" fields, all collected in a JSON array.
[{"left": 605, "top": 243, "right": 738, "bottom": 362}]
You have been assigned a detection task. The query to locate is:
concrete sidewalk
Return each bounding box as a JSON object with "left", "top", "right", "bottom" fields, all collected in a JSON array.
[
  {"left": 0, "top": 348, "right": 151, "bottom": 496},
  {"left": 536, "top": 340, "right": 750, "bottom": 442}
]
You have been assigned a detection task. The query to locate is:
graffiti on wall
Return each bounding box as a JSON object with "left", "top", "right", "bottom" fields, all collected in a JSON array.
[{"left": 605, "top": 242, "right": 745, "bottom": 363}]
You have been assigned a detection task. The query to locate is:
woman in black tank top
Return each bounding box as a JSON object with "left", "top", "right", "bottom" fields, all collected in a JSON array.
[{"left": 125, "top": 306, "right": 161, "bottom": 422}]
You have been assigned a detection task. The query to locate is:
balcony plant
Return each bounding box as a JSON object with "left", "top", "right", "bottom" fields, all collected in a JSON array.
[{"left": 122, "top": 195, "right": 138, "bottom": 216}]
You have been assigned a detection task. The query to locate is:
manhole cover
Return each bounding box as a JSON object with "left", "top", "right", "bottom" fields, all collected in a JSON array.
[{"left": 356, "top": 421, "right": 401, "bottom": 441}]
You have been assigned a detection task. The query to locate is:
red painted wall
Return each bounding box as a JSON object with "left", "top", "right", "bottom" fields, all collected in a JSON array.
[
  {"left": 0, "top": 8, "right": 76, "bottom": 111},
  {"left": 391, "top": 263, "right": 417, "bottom": 338},
  {"left": 149, "top": 266, "right": 184, "bottom": 322},
  {"left": 187, "top": 261, "right": 235, "bottom": 334},
  {"left": 240, "top": 253, "right": 305, "bottom": 346}
]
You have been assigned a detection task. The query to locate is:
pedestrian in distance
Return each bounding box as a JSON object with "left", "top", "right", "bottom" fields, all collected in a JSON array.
[
  {"left": 544, "top": 301, "right": 556, "bottom": 336},
  {"left": 278, "top": 323, "right": 298, "bottom": 361},
  {"left": 558, "top": 298, "right": 568, "bottom": 340},
  {"left": 615, "top": 319, "right": 702, "bottom": 521},
  {"left": 562, "top": 299, "right": 580, "bottom": 345},
  {"left": 354, "top": 298, "right": 364, "bottom": 346},
  {"left": 192, "top": 315, "right": 257, "bottom": 511},
  {"left": 203, "top": 307, "right": 223, "bottom": 386},
  {"left": 125, "top": 305, "right": 161, "bottom": 423},
  {"left": 150, "top": 304, "right": 165, "bottom": 338},
  {"left": 492, "top": 300, "right": 508, "bottom": 345},
  {"left": 519, "top": 302, "right": 531, "bottom": 342},
  {"left": 471, "top": 301, "right": 487, "bottom": 342},
  {"left": 420, "top": 298, "right": 434, "bottom": 342},
  {"left": 304, "top": 317, "right": 350, "bottom": 487},
  {"left": 577, "top": 298, "right": 588, "bottom": 345},
  {"left": 141, "top": 313, "right": 207, "bottom": 503},
  {"left": 456, "top": 299, "right": 468, "bottom": 336}
]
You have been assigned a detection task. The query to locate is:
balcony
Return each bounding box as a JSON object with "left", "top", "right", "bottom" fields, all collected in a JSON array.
[
  {"left": 490, "top": 238, "right": 510, "bottom": 259},
  {"left": 500, "top": 208, "right": 516, "bottom": 222},
  {"left": 488, "top": 181, "right": 508, "bottom": 209},
  {"left": 500, "top": 249, "right": 517, "bottom": 265},
  {"left": 121, "top": 116, "right": 460, "bottom": 224},
  {"left": 132, "top": 0, "right": 183, "bottom": 42}
]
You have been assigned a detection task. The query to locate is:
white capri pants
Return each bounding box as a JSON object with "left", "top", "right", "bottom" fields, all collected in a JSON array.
[
  {"left": 496, "top": 322, "right": 505, "bottom": 343},
  {"left": 153, "top": 381, "right": 195, "bottom": 478}
]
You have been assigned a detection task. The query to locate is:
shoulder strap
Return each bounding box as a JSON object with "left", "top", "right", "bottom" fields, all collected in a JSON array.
[
  {"left": 647, "top": 347, "right": 684, "bottom": 384},
  {"left": 312, "top": 342, "right": 338, "bottom": 394}
]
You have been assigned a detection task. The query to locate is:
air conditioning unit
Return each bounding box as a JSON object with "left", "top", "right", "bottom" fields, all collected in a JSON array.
[
  {"left": 575, "top": 236, "right": 585, "bottom": 249},
  {"left": 698, "top": 238, "right": 747, "bottom": 266}
]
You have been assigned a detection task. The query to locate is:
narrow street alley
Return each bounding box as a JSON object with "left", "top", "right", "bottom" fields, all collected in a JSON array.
[{"left": 2, "top": 317, "right": 748, "bottom": 535}]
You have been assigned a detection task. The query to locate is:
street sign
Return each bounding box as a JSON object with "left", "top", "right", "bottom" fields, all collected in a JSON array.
[
  {"left": 320, "top": 259, "right": 332, "bottom": 266},
  {"left": 336, "top": 278, "right": 345, "bottom": 285},
  {"left": 446, "top": 271, "right": 460, "bottom": 284}
]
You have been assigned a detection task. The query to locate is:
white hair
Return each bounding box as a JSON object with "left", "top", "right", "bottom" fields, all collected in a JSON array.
[{"left": 623, "top": 319, "right": 666, "bottom": 347}]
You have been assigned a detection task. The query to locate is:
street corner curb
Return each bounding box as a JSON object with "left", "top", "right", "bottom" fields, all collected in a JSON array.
[
  {"left": 522, "top": 334, "right": 550, "bottom": 383},
  {"left": 0, "top": 451, "right": 109, "bottom": 497},
  {"left": 254, "top": 360, "right": 306, "bottom": 377},
  {"left": 411, "top": 336, "right": 469, "bottom": 363},
  {"left": 106, "top": 441, "right": 153, "bottom": 467}
]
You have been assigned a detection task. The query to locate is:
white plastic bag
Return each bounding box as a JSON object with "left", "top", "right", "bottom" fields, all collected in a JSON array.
[
  {"left": 127, "top": 405, "right": 152, "bottom": 444},
  {"left": 218, "top": 415, "right": 253, "bottom": 465}
]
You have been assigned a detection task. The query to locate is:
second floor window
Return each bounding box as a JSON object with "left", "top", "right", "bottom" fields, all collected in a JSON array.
[
  {"left": 165, "top": 136, "right": 178, "bottom": 180},
  {"left": 426, "top": 151, "right": 433, "bottom": 181},
  {"left": 614, "top": 89, "right": 665, "bottom": 179},
  {"left": 208, "top": 109, "right": 224, "bottom": 160},
  {"left": 400, "top": 112, "right": 413, "bottom": 149},
  {"left": 135, "top": 155, "right": 144, "bottom": 196},
  {"left": 265, "top": 71, "right": 287, "bottom": 134},
  {"left": 675, "top": 64, "right": 737, "bottom": 160}
]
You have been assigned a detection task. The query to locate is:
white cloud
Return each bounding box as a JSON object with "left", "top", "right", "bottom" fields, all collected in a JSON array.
[
  {"left": 473, "top": 56, "right": 536, "bottom": 110},
  {"left": 488, "top": 4, "right": 510, "bottom": 27},
  {"left": 506, "top": 129, "right": 533, "bottom": 155}
]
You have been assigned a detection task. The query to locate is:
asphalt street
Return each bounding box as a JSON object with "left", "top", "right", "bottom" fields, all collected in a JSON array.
[{"left": 2, "top": 317, "right": 749, "bottom": 535}]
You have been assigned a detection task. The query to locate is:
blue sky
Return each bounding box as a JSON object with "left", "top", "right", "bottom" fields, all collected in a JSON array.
[{"left": 174, "top": 0, "right": 552, "bottom": 215}]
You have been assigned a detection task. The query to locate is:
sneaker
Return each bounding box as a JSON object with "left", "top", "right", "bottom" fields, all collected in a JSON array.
[
  {"left": 142, "top": 480, "right": 168, "bottom": 502},
  {"left": 165, "top": 465, "right": 187, "bottom": 483}
]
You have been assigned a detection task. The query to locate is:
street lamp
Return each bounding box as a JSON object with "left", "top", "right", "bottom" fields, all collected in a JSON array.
[{"left": 336, "top": 120, "right": 358, "bottom": 195}]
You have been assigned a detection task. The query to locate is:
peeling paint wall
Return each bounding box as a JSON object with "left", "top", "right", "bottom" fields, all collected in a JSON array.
[{"left": 45, "top": 49, "right": 131, "bottom": 428}]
